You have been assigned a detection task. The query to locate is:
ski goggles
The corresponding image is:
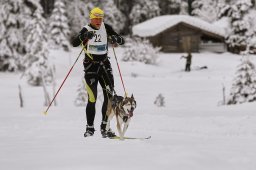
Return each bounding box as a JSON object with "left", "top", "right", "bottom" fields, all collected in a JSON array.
[{"left": 90, "top": 13, "right": 104, "bottom": 19}]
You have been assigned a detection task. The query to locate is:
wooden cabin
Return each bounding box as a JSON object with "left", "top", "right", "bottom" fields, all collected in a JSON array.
[{"left": 133, "top": 15, "right": 226, "bottom": 53}]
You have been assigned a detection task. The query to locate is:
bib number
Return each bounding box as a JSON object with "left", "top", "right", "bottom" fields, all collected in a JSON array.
[{"left": 94, "top": 34, "right": 102, "bottom": 42}]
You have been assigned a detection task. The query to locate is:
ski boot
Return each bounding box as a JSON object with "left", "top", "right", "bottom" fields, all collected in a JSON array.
[{"left": 84, "top": 125, "right": 95, "bottom": 137}]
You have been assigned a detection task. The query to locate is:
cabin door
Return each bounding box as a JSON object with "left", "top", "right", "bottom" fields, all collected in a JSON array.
[{"left": 181, "top": 36, "right": 191, "bottom": 52}]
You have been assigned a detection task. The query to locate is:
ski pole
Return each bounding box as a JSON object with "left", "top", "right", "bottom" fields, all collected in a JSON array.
[
  {"left": 43, "top": 48, "right": 83, "bottom": 115},
  {"left": 112, "top": 45, "right": 128, "bottom": 97}
]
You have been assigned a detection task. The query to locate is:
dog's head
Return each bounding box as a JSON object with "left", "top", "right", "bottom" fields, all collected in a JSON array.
[{"left": 121, "top": 94, "right": 136, "bottom": 118}]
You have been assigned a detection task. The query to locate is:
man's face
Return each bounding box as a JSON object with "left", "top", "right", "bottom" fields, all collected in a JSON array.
[{"left": 90, "top": 18, "right": 103, "bottom": 29}]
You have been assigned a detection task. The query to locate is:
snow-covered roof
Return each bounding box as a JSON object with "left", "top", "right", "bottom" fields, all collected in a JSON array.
[{"left": 133, "top": 15, "right": 226, "bottom": 38}]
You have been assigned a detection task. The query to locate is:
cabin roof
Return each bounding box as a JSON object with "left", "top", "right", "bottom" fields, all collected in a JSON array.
[{"left": 133, "top": 15, "right": 226, "bottom": 38}]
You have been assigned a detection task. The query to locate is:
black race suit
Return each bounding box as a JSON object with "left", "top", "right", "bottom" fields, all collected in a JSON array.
[{"left": 72, "top": 23, "right": 124, "bottom": 128}]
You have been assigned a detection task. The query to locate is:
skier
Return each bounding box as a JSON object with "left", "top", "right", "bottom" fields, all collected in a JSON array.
[
  {"left": 72, "top": 7, "right": 125, "bottom": 137},
  {"left": 181, "top": 52, "right": 192, "bottom": 72}
]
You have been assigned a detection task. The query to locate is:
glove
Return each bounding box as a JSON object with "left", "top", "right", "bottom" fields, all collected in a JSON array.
[
  {"left": 80, "top": 31, "right": 95, "bottom": 40},
  {"left": 85, "top": 31, "right": 95, "bottom": 39},
  {"left": 111, "top": 35, "right": 122, "bottom": 44}
]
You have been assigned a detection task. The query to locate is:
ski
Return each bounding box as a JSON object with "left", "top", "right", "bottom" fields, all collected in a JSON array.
[{"left": 110, "top": 136, "right": 151, "bottom": 140}]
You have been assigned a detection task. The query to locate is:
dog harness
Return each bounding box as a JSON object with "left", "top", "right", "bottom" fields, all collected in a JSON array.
[{"left": 111, "top": 95, "right": 128, "bottom": 122}]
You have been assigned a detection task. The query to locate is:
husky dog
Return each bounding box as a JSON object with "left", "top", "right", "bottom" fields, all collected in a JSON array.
[{"left": 106, "top": 94, "right": 136, "bottom": 140}]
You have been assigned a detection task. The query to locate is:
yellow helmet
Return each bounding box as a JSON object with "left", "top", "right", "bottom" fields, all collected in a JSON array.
[{"left": 90, "top": 7, "right": 104, "bottom": 19}]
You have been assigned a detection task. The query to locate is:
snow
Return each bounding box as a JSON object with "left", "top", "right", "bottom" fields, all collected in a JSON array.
[
  {"left": 132, "top": 15, "right": 226, "bottom": 37},
  {"left": 1, "top": 47, "right": 256, "bottom": 170}
]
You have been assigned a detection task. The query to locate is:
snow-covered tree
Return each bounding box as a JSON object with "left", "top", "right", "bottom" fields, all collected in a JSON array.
[
  {"left": 154, "top": 93, "right": 165, "bottom": 107},
  {"left": 74, "top": 79, "right": 87, "bottom": 107},
  {"left": 100, "top": 0, "right": 126, "bottom": 33},
  {"left": 114, "top": 0, "right": 136, "bottom": 34},
  {"left": 219, "top": 0, "right": 253, "bottom": 53},
  {"left": 90, "top": 0, "right": 101, "bottom": 6},
  {"left": 74, "top": 79, "right": 104, "bottom": 107},
  {"left": 180, "top": 1, "right": 189, "bottom": 15},
  {"left": 165, "top": 0, "right": 191, "bottom": 15},
  {"left": 244, "top": 10, "right": 256, "bottom": 50},
  {"left": 49, "top": 0, "right": 70, "bottom": 51},
  {"left": 122, "top": 37, "right": 160, "bottom": 65},
  {"left": 0, "top": 0, "right": 24, "bottom": 71},
  {"left": 192, "top": 0, "right": 219, "bottom": 22},
  {"left": 21, "top": 0, "right": 37, "bottom": 38},
  {"left": 66, "top": 0, "right": 93, "bottom": 38},
  {"left": 23, "top": 5, "right": 53, "bottom": 86},
  {"left": 129, "top": 0, "right": 160, "bottom": 25},
  {"left": 40, "top": 0, "right": 55, "bottom": 17},
  {"left": 170, "top": 0, "right": 183, "bottom": 14},
  {"left": 159, "top": 0, "right": 182, "bottom": 15},
  {"left": 227, "top": 56, "right": 256, "bottom": 104}
]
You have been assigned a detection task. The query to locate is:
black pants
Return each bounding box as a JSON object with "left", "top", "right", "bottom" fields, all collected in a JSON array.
[
  {"left": 185, "top": 63, "right": 191, "bottom": 72},
  {"left": 83, "top": 58, "right": 114, "bottom": 127}
]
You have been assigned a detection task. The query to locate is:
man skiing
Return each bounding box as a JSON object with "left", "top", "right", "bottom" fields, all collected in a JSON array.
[{"left": 72, "top": 7, "right": 125, "bottom": 138}]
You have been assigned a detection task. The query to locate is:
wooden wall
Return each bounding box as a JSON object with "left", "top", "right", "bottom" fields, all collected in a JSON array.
[{"left": 148, "top": 23, "right": 209, "bottom": 53}]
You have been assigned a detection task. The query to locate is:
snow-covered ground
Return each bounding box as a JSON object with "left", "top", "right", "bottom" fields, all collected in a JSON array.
[{"left": 1, "top": 47, "right": 256, "bottom": 170}]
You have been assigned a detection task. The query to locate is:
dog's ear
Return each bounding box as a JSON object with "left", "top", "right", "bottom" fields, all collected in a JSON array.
[{"left": 131, "top": 94, "right": 134, "bottom": 99}]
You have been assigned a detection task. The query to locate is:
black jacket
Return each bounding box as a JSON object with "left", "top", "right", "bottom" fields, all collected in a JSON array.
[
  {"left": 72, "top": 23, "right": 124, "bottom": 61},
  {"left": 73, "top": 23, "right": 124, "bottom": 46}
]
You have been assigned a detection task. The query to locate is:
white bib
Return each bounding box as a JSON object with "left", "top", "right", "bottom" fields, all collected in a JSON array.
[{"left": 84, "top": 23, "right": 108, "bottom": 55}]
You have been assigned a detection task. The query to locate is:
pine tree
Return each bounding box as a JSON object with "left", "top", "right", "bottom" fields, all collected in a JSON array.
[
  {"left": 66, "top": 0, "right": 92, "bottom": 38},
  {"left": 122, "top": 37, "right": 160, "bottom": 65},
  {"left": 159, "top": 0, "right": 182, "bottom": 15},
  {"left": 227, "top": 56, "right": 256, "bottom": 104},
  {"left": 116, "top": 0, "right": 136, "bottom": 34},
  {"left": 129, "top": 0, "right": 160, "bottom": 25},
  {"left": 244, "top": 10, "right": 256, "bottom": 50},
  {"left": 180, "top": 1, "right": 189, "bottom": 15},
  {"left": 74, "top": 79, "right": 87, "bottom": 107},
  {"left": 100, "top": 0, "right": 126, "bottom": 33},
  {"left": 219, "top": 0, "right": 253, "bottom": 53},
  {"left": 74, "top": 79, "right": 104, "bottom": 107},
  {"left": 90, "top": 0, "right": 101, "bottom": 6},
  {"left": 192, "top": 0, "right": 219, "bottom": 22},
  {"left": 40, "top": 0, "right": 55, "bottom": 17},
  {"left": 49, "top": 0, "right": 70, "bottom": 51},
  {"left": 187, "top": 0, "right": 196, "bottom": 15},
  {"left": 23, "top": 4, "right": 53, "bottom": 86},
  {"left": 154, "top": 93, "right": 165, "bottom": 107},
  {"left": 0, "top": 0, "right": 25, "bottom": 71}
]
